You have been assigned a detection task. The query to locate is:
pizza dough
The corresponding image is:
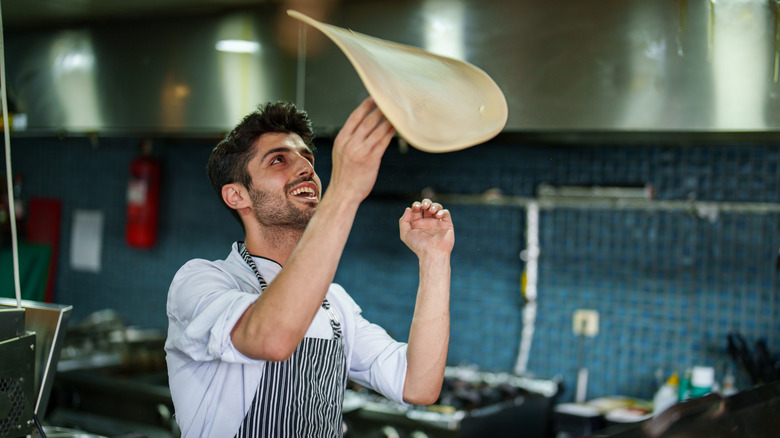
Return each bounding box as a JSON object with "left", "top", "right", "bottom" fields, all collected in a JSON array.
[{"left": 288, "top": 10, "right": 508, "bottom": 153}]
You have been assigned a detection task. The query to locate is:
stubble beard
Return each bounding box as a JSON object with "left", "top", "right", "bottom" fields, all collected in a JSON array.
[{"left": 248, "top": 184, "right": 316, "bottom": 233}]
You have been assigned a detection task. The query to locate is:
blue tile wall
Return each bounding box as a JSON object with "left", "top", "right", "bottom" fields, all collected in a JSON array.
[
  {"left": 4, "top": 136, "right": 242, "bottom": 330},
  {"left": 4, "top": 135, "right": 779, "bottom": 403}
]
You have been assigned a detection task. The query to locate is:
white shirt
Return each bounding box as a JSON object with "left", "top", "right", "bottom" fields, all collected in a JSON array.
[{"left": 165, "top": 242, "right": 408, "bottom": 438}]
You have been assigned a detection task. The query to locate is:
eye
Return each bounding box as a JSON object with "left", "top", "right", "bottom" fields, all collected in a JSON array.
[{"left": 270, "top": 155, "right": 285, "bottom": 165}]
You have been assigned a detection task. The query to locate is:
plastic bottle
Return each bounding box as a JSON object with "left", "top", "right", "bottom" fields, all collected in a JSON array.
[
  {"left": 690, "top": 366, "right": 714, "bottom": 398},
  {"left": 721, "top": 369, "right": 738, "bottom": 396},
  {"left": 653, "top": 372, "right": 680, "bottom": 416}
]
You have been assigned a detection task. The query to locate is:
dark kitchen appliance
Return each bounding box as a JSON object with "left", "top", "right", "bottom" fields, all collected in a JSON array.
[
  {"left": 343, "top": 367, "right": 560, "bottom": 438},
  {"left": 0, "top": 298, "right": 72, "bottom": 438},
  {"left": 0, "top": 307, "right": 36, "bottom": 438}
]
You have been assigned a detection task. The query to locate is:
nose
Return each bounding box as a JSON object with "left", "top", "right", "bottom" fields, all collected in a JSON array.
[{"left": 293, "top": 153, "right": 314, "bottom": 178}]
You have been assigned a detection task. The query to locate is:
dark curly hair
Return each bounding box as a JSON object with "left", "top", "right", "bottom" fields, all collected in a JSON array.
[{"left": 207, "top": 101, "right": 315, "bottom": 228}]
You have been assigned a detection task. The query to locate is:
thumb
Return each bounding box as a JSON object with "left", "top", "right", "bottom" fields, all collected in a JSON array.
[{"left": 399, "top": 207, "right": 412, "bottom": 235}]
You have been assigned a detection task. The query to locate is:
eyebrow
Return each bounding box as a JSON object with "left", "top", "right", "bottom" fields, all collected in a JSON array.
[{"left": 261, "top": 145, "right": 314, "bottom": 162}]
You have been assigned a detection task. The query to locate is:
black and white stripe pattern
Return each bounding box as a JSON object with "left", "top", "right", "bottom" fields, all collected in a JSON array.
[
  {"left": 321, "top": 300, "right": 343, "bottom": 340},
  {"left": 235, "top": 337, "right": 347, "bottom": 437},
  {"left": 239, "top": 242, "right": 268, "bottom": 291}
]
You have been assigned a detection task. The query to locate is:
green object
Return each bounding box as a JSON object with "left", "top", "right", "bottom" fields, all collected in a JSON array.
[
  {"left": 678, "top": 370, "right": 692, "bottom": 402},
  {"left": 690, "top": 385, "right": 711, "bottom": 398},
  {"left": 0, "top": 242, "right": 52, "bottom": 302}
]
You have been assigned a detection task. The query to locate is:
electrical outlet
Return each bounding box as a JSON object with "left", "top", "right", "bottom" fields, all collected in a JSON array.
[{"left": 573, "top": 309, "right": 599, "bottom": 337}]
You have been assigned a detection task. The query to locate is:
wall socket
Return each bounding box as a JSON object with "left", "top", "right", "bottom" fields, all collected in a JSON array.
[{"left": 573, "top": 309, "right": 599, "bottom": 337}]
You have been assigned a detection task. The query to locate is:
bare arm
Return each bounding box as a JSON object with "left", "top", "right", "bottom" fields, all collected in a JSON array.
[
  {"left": 231, "top": 98, "right": 395, "bottom": 360},
  {"left": 400, "top": 199, "right": 454, "bottom": 405}
]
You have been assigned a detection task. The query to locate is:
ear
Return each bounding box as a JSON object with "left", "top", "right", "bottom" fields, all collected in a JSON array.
[{"left": 222, "top": 183, "right": 252, "bottom": 211}]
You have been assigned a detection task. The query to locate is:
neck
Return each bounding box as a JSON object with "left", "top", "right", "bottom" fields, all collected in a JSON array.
[{"left": 243, "top": 225, "right": 305, "bottom": 266}]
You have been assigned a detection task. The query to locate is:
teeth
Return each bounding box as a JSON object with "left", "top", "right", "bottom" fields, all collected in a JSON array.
[{"left": 291, "top": 187, "right": 315, "bottom": 196}]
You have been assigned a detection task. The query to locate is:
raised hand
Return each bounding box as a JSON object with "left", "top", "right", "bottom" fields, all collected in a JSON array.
[
  {"left": 328, "top": 97, "right": 395, "bottom": 204},
  {"left": 399, "top": 198, "right": 455, "bottom": 258}
]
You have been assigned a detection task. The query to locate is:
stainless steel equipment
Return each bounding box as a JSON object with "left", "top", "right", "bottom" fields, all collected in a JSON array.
[
  {"left": 0, "top": 307, "right": 36, "bottom": 438},
  {"left": 0, "top": 298, "right": 73, "bottom": 418},
  {"left": 3, "top": 0, "right": 780, "bottom": 136},
  {"left": 47, "top": 310, "right": 175, "bottom": 437},
  {"left": 343, "top": 367, "right": 560, "bottom": 438}
]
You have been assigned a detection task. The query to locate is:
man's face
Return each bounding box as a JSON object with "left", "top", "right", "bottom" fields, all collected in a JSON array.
[{"left": 245, "top": 132, "right": 321, "bottom": 230}]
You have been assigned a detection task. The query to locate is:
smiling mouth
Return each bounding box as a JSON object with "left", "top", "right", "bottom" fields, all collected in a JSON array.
[{"left": 290, "top": 186, "right": 317, "bottom": 199}]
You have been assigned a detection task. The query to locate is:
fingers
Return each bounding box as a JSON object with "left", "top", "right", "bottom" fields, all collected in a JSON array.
[
  {"left": 328, "top": 98, "right": 396, "bottom": 203},
  {"left": 400, "top": 199, "right": 455, "bottom": 255},
  {"left": 410, "top": 199, "right": 450, "bottom": 221},
  {"left": 340, "top": 97, "right": 377, "bottom": 136},
  {"left": 399, "top": 207, "right": 412, "bottom": 234},
  {"left": 368, "top": 117, "right": 395, "bottom": 150},
  {"left": 339, "top": 97, "right": 395, "bottom": 150}
]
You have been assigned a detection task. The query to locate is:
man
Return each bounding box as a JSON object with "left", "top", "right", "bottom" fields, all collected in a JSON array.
[{"left": 165, "top": 97, "right": 454, "bottom": 437}]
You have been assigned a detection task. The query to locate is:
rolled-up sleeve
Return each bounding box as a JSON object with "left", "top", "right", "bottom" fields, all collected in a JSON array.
[
  {"left": 167, "top": 259, "right": 261, "bottom": 365},
  {"left": 344, "top": 297, "right": 409, "bottom": 405}
]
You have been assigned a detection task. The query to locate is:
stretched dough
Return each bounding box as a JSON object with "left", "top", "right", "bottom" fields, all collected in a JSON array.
[{"left": 288, "top": 10, "right": 508, "bottom": 153}]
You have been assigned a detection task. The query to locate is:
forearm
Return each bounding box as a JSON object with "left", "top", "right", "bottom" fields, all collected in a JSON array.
[
  {"left": 403, "top": 252, "right": 451, "bottom": 405},
  {"left": 233, "top": 193, "right": 359, "bottom": 360}
]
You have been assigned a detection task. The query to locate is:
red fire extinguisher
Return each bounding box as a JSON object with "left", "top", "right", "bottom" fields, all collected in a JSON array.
[{"left": 126, "top": 139, "right": 161, "bottom": 248}]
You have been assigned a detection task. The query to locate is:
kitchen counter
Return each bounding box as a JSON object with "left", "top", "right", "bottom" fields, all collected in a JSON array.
[
  {"left": 589, "top": 381, "right": 780, "bottom": 438},
  {"left": 47, "top": 368, "right": 177, "bottom": 437}
]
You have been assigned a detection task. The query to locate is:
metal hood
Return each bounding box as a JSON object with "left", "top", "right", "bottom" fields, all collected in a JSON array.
[{"left": 3, "top": 0, "right": 779, "bottom": 136}]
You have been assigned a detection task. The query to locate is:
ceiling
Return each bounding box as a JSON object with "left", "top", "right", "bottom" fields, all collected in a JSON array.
[{"left": 1, "top": 0, "right": 278, "bottom": 28}]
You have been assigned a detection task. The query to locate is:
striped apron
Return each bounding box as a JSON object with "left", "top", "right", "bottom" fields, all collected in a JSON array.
[{"left": 235, "top": 243, "right": 347, "bottom": 438}]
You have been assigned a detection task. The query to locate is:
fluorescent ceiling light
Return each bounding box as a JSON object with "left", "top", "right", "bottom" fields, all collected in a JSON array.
[{"left": 215, "top": 39, "right": 260, "bottom": 54}]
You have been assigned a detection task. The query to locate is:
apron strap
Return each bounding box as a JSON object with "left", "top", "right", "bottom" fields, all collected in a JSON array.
[{"left": 238, "top": 242, "right": 268, "bottom": 291}]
